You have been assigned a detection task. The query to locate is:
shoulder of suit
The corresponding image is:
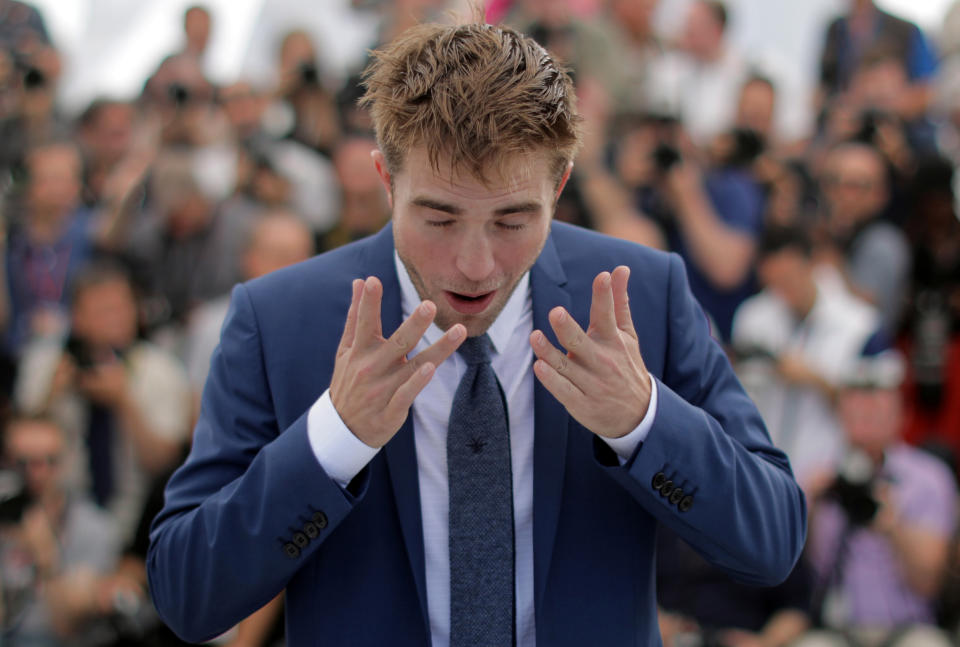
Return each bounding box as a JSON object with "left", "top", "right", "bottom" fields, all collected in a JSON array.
[{"left": 549, "top": 221, "right": 674, "bottom": 271}]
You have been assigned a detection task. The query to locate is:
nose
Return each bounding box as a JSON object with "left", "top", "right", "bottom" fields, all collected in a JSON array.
[{"left": 455, "top": 229, "right": 496, "bottom": 282}]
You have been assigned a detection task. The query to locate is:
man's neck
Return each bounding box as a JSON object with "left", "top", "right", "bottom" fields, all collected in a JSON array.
[{"left": 793, "top": 280, "right": 819, "bottom": 321}]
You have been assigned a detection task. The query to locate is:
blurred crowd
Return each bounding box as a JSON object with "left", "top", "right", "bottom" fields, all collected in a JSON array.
[{"left": 0, "top": 0, "right": 959, "bottom": 645}]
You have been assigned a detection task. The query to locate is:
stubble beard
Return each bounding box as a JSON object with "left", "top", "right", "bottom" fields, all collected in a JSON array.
[{"left": 396, "top": 249, "right": 532, "bottom": 338}]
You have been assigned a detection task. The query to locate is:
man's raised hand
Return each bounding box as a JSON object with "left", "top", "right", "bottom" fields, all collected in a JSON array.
[
  {"left": 330, "top": 277, "right": 465, "bottom": 448},
  {"left": 530, "top": 265, "right": 652, "bottom": 439}
]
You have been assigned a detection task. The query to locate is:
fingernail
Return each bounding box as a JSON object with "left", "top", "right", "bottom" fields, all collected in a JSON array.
[
  {"left": 534, "top": 331, "right": 544, "bottom": 346},
  {"left": 365, "top": 279, "right": 375, "bottom": 293},
  {"left": 450, "top": 325, "right": 465, "bottom": 341},
  {"left": 418, "top": 302, "right": 431, "bottom": 316},
  {"left": 557, "top": 309, "right": 566, "bottom": 322},
  {"left": 420, "top": 363, "right": 433, "bottom": 376},
  {"left": 602, "top": 273, "right": 611, "bottom": 288}
]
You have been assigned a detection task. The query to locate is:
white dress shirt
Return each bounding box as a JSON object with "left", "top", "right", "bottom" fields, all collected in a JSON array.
[{"left": 307, "top": 253, "right": 659, "bottom": 647}]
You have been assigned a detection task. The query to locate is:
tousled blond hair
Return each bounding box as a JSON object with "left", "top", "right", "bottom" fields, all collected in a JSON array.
[{"left": 360, "top": 22, "right": 581, "bottom": 184}]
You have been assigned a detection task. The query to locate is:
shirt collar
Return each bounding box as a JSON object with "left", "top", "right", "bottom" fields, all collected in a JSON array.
[{"left": 393, "top": 251, "right": 530, "bottom": 356}]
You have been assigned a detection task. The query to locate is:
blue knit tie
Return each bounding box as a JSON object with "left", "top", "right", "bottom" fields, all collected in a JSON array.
[{"left": 447, "top": 334, "right": 515, "bottom": 647}]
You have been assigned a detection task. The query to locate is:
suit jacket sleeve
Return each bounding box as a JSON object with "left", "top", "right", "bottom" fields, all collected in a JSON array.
[
  {"left": 147, "top": 283, "right": 366, "bottom": 642},
  {"left": 602, "top": 254, "right": 807, "bottom": 585}
]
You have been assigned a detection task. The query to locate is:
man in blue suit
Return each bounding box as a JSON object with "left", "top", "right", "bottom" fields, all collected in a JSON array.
[{"left": 148, "top": 21, "right": 806, "bottom": 646}]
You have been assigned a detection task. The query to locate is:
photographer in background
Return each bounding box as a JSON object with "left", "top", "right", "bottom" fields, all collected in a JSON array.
[
  {"left": 801, "top": 352, "right": 956, "bottom": 647},
  {"left": 13, "top": 263, "right": 191, "bottom": 544},
  {"left": 731, "top": 226, "right": 883, "bottom": 485},
  {"left": 3, "top": 140, "right": 99, "bottom": 356},
  {"left": 614, "top": 113, "right": 764, "bottom": 342},
  {"left": 657, "top": 525, "right": 814, "bottom": 647},
  {"left": 0, "top": 415, "right": 123, "bottom": 645},
  {"left": 814, "top": 141, "right": 911, "bottom": 336}
]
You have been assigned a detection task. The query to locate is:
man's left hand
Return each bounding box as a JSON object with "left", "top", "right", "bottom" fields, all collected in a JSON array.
[{"left": 530, "top": 266, "right": 651, "bottom": 439}]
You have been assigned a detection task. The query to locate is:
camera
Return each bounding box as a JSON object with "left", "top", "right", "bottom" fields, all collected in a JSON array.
[
  {"left": 22, "top": 66, "right": 45, "bottom": 90},
  {"left": 167, "top": 82, "right": 191, "bottom": 106},
  {"left": 298, "top": 62, "right": 320, "bottom": 87},
  {"left": 724, "top": 128, "right": 765, "bottom": 168},
  {"left": 854, "top": 108, "right": 891, "bottom": 145},
  {"left": 0, "top": 470, "right": 31, "bottom": 524},
  {"left": 824, "top": 450, "right": 881, "bottom": 526},
  {"left": 652, "top": 142, "right": 682, "bottom": 173},
  {"left": 65, "top": 334, "right": 97, "bottom": 370}
]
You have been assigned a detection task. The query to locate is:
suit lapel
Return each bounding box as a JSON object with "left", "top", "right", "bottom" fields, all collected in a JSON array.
[
  {"left": 529, "top": 230, "right": 571, "bottom": 614},
  {"left": 367, "top": 225, "right": 431, "bottom": 637}
]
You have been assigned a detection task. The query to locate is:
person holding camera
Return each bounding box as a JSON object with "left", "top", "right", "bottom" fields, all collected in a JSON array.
[
  {"left": 13, "top": 262, "right": 191, "bottom": 543},
  {"left": 0, "top": 415, "right": 125, "bottom": 645},
  {"left": 3, "top": 140, "right": 99, "bottom": 356},
  {"left": 731, "top": 226, "right": 884, "bottom": 485},
  {"left": 800, "top": 352, "right": 956, "bottom": 647},
  {"left": 613, "top": 113, "right": 765, "bottom": 342},
  {"left": 815, "top": 141, "right": 911, "bottom": 335}
]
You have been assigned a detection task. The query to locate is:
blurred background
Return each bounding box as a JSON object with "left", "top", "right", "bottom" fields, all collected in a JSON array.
[{"left": 1, "top": 0, "right": 960, "bottom": 645}]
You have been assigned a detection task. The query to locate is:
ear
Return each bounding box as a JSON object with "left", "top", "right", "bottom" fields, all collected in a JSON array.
[
  {"left": 554, "top": 161, "right": 573, "bottom": 201},
  {"left": 371, "top": 149, "right": 393, "bottom": 209}
]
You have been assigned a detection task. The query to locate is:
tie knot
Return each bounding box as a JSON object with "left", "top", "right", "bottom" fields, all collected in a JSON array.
[{"left": 456, "top": 334, "right": 493, "bottom": 365}]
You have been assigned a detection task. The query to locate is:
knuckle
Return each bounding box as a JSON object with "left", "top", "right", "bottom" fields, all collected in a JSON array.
[
  {"left": 406, "top": 357, "right": 421, "bottom": 375},
  {"left": 355, "top": 360, "right": 375, "bottom": 381}
]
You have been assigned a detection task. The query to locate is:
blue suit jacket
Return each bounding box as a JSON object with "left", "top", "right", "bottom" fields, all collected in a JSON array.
[{"left": 148, "top": 222, "right": 806, "bottom": 646}]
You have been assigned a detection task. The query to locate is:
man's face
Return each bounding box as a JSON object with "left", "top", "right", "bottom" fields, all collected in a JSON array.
[
  {"left": 681, "top": 1, "right": 722, "bottom": 60},
  {"left": 758, "top": 248, "right": 815, "bottom": 317},
  {"left": 71, "top": 279, "right": 138, "bottom": 350},
  {"left": 378, "top": 146, "right": 569, "bottom": 337},
  {"left": 823, "top": 147, "right": 887, "bottom": 234},
  {"left": 6, "top": 421, "right": 64, "bottom": 499},
  {"left": 838, "top": 387, "right": 901, "bottom": 458},
  {"left": 26, "top": 145, "right": 81, "bottom": 217}
]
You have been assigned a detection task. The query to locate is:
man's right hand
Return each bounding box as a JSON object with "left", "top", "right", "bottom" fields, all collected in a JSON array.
[{"left": 330, "top": 277, "right": 465, "bottom": 448}]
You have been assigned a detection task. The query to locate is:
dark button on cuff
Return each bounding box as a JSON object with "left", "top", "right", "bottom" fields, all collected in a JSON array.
[
  {"left": 678, "top": 495, "right": 694, "bottom": 512},
  {"left": 659, "top": 480, "right": 674, "bottom": 498},
  {"left": 669, "top": 488, "right": 684, "bottom": 506},
  {"left": 283, "top": 542, "right": 300, "bottom": 559},
  {"left": 292, "top": 531, "right": 309, "bottom": 548},
  {"left": 312, "top": 510, "right": 328, "bottom": 529},
  {"left": 652, "top": 472, "right": 667, "bottom": 490},
  {"left": 303, "top": 521, "right": 319, "bottom": 539}
]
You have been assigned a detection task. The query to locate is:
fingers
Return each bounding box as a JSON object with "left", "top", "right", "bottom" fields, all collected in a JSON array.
[
  {"left": 588, "top": 272, "right": 618, "bottom": 339},
  {"left": 530, "top": 330, "right": 585, "bottom": 383},
  {"left": 384, "top": 361, "right": 437, "bottom": 425},
  {"left": 337, "top": 279, "right": 364, "bottom": 355},
  {"left": 533, "top": 358, "right": 585, "bottom": 410},
  {"left": 548, "top": 306, "right": 590, "bottom": 355},
  {"left": 611, "top": 265, "right": 637, "bottom": 340},
  {"left": 385, "top": 300, "right": 437, "bottom": 361},
  {"left": 354, "top": 277, "right": 384, "bottom": 345},
  {"left": 408, "top": 324, "right": 466, "bottom": 373}
]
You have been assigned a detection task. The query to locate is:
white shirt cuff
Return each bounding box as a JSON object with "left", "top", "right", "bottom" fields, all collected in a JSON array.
[
  {"left": 602, "top": 377, "right": 659, "bottom": 463},
  {"left": 307, "top": 389, "right": 380, "bottom": 489}
]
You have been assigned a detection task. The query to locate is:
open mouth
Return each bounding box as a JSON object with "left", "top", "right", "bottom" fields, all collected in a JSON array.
[{"left": 444, "top": 290, "right": 496, "bottom": 315}]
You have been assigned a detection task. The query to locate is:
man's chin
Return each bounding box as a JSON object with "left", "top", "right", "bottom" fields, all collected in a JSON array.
[{"left": 434, "top": 301, "right": 503, "bottom": 338}]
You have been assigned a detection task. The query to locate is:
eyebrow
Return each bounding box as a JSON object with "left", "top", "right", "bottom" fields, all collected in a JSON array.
[{"left": 411, "top": 197, "right": 543, "bottom": 216}]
